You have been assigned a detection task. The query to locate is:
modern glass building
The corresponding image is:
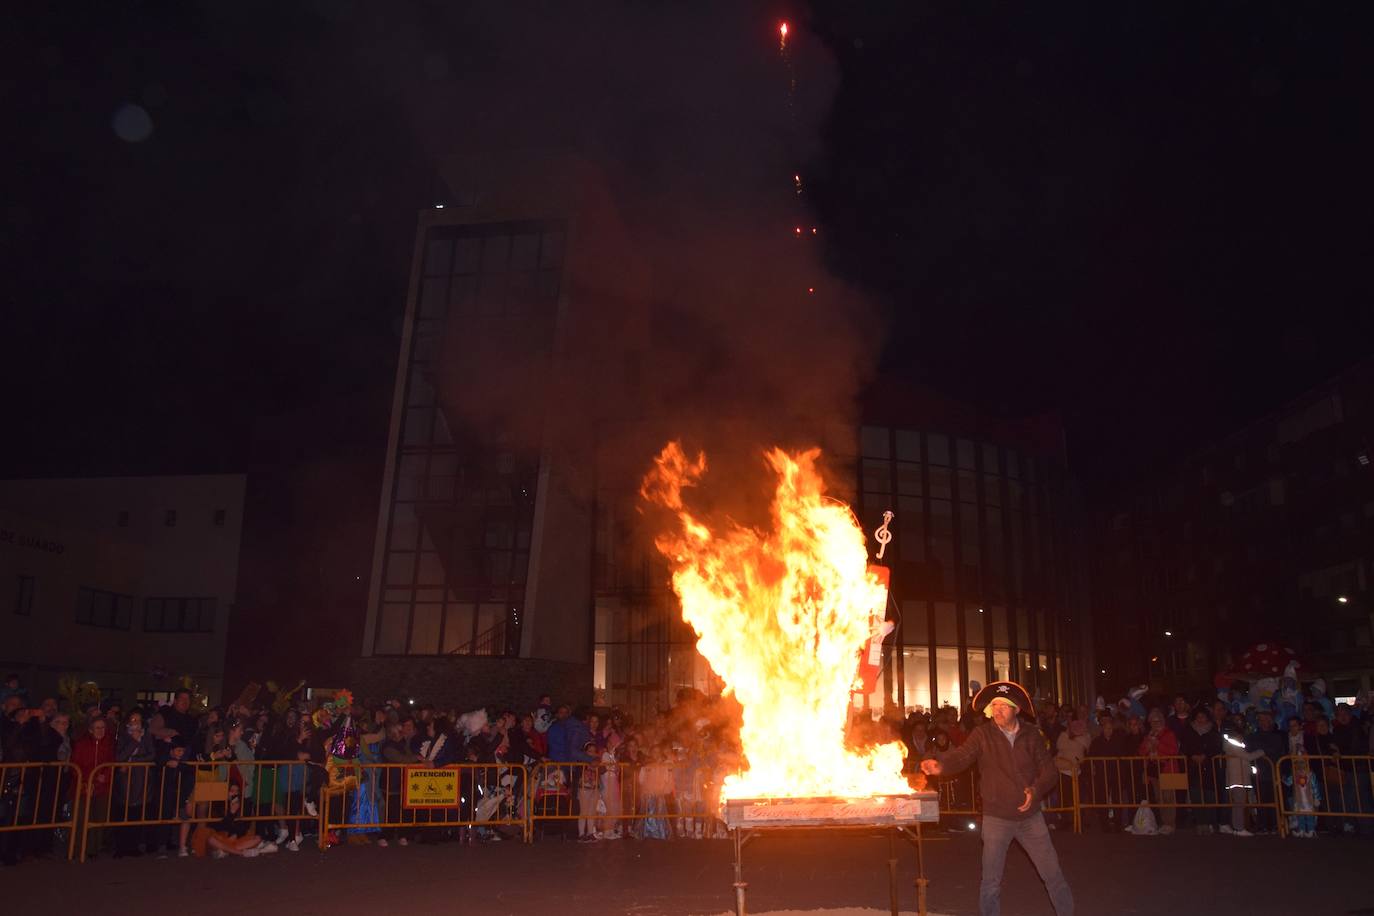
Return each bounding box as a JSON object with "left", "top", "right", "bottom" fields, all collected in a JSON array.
[
  {"left": 591, "top": 405, "right": 1089, "bottom": 722},
  {"left": 851, "top": 423, "right": 1087, "bottom": 713},
  {"left": 365, "top": 218, "right": 566, "bottom": 660}
]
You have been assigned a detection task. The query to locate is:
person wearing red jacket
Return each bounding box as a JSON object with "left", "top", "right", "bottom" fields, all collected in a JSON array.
[
  {"left": 71, "top": 717, "right": 117, "bottom": 857},
  {"left": 1139, "top": 709, "right": 1181, "bottom": 835}
]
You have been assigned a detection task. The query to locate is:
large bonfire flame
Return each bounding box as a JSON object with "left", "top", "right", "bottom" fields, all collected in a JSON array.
[{"left": 641, "top": 442, "right": 908, "bottom": 799}]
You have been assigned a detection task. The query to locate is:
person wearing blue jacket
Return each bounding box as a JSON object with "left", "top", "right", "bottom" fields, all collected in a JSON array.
[{"left": 545, "top": 705, "right": 572, "bottom": 762}]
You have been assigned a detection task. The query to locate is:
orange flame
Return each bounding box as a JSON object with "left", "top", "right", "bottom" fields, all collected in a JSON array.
[{"left": 642, "top": 442, "right": 907, "bottom": 799}]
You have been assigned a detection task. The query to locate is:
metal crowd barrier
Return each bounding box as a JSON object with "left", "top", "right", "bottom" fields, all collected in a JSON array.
[
  {"left": 932, "top": 769, "right": 1079, "bottom": 831},
  {"left": 0, "top": 762, "right": 84, "bottom": 860},
  {"left": 27, "top": 751, "right": 1373, "bottom": 865},
  {"left": 527, "top": 761, "right": 725, "bottom": 841},
  {"left": 318, "top": 763, "right": 530, "bottom": 848},
  {"left": 1076, "top": 754, "right": 1285, "bottom": 836},
  {"left": 79, "top": 760, "right": 324, "bottom": 862},
  {"left": 1277, "top": 754, "right": 1374, "bottom": 833}
]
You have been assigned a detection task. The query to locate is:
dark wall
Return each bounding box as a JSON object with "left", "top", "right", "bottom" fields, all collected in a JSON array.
[{"left": 349, "top": 655, "right": 593, "bottom": 714}]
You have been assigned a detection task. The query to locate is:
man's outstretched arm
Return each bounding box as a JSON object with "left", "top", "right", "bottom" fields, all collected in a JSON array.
[{"left": 921, "top": 730, "right": 982, "bottom": 776}]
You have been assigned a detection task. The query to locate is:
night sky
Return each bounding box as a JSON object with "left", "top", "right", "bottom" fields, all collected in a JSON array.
[{"left": 6, "top": 3, "right": 1374, "bottom": 681}]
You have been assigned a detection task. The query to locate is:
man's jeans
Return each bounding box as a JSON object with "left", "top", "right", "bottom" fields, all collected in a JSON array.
[{"left": 980, "top": 812, "right": 1074, "bottom": 916}]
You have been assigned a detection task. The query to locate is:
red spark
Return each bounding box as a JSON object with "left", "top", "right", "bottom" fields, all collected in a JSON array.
[{"left": 779, "top": 21, "right": 789, "bottom": 49}]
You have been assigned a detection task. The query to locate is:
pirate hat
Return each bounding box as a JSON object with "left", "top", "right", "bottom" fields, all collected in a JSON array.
[{"left": 971, "top": 680, "right": 1034, "bottom": 719}]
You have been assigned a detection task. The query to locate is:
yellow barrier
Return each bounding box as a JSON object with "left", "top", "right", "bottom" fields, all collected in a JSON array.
[
  {"left": 0, "top": 762, "right": 84, "bottom": 860},
  {"left": 80, "top": 760, "right": 324, "bottom": 862},
  {"left": 1076, "top": 754, "right": 1285, "bottom": 836},
  {"left": 318, "top": 763, "right": 530, "bottom": 849},
  {"left": 1277, "top": 754, "right": 1374, "bottom": 834},
  {"left": 41, "top": 750, "right": 1374, "bottom": 862},
  {"left": 528, "top": 761, "right": 723, "bottom": 841}
]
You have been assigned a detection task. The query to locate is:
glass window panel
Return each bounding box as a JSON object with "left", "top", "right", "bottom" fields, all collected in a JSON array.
[
  {"left": 539, "top": 231, "right": 564, "bottom": 268},
  {"left": 895, "top": 462, "right": 922, "bottom": 496},
  {"left": 408, "top": 604, "right": 441, "bottom": 654},
  {"left": 928, "top": 467, "right": 952, "bottom": 500},
  {"left": 903, "top": 647, "right": 931, "bottom": 712},
  {"left": 506, "top": 270, "right": 535, "bottom": 310},
  {"left": 478, "top": 271, "right": 507, "bottom": 314},
  {"left": 990, "top": 605, "right": 1009, "bottom": 648},
  {"left": 957, "top": 439, "right": 976, "bottom": 469},
  {"left": 861, "top": 459, "right": 891, "bottom": 494},
  {"left": 416, "top": 553, "right": 444, "bottom": 585},
  {"left": 935, "top": 646, "right": 960, "bottom": 709},
  {"left": 486, "top": 550, "right": 512, "bottom": 584},
  {"left": 959, "top": 511, "right": 980, "bottom": 566},
  {"left": 896, "top": 497, "right": 924, "bottom": 560},
  {"left": 94, "top": 591, "right": 113, "bottom": 625},
  {"left": 594, "top": 648, "right": 607, "bottom": 691},
  {"left": 424, "top": 238, "right": 453, "bottom": 276},
  {"left": 510, "top": 234, "right": 540, "bottom": 270},
  {"left": 403, "top": 407, "right": 433, "bottom": 445},
  {"left": 983, "top": 474, "right": 1001, "bottom": 507},
  {"left": 982, "top": 443, "right": 1000, "bottom": 474},
  {"left": 432, "top": 410, "right": 453, "bottom": 446},
  {"left": 895, "top": 430, "right": 922, "bottom": 461},
  {"left": 860, "top": 426, "right": 890, "bottom": 458},
  {"left": 1016, "top": 606, "right": 1030, "bottom": 651},
  {"left": 966, "top": 647, "right": 988, "bottom": 692},
  {"left": 376, "top": 604, "right": 409, "bottom": 654},
  {"left": 902, "top": 600, "right": 929, "bottom": 644},
  {"left": 406, "top": 366, "right": 435, "bottom": 406},
  {"left": 595, "top": 599, "right": 615, "bottom": 642},
  {"left": 1006, "top": 450, "right": 1020, "bottom": 478},
  {"left": 992, "top": 649, "right": 1011, "bottom": 681},
  {"left": 476, "top": 603, "right": 506, "bottom": 639},
  {"left": 1017, "top": 650, "right": 1032, "bottom": 683},
  {"left": 419, "top": 277, "right": 448, "bottom": 318},
  {"left": 442, "top": 604, "right": 475, "bottom": 653},
  {"left": 454, "top": 237, "right": 481, "bottom": 273},
  {"left": 984, "top": 514, "right": 1004, "bottom": 581},
  {"left": 448, "top": 273, "right": 477, "bottom": 312},
  {"left": 411, "top": 320, "right": 440, "bottom": 363},
  {"left": 933, "top": 601, "right": 957, "bottom": 646},
  {"left": 1036, "top": 610, "right": 1048, "bottom": 651},
  {"left": 956, "top": 469, "right": 978, "bottom": 503},
  {"left": 535, "top": 268, "right": 560, "bottom": 303},
  {"left": 964, "top": 604, "right": 986, "bottom": 649},
  {"left": 926, "top": 433, "right": 950, "bottom": 466},
  {"left": 481, "top": 234, "right": 510, "bottom": 272}
]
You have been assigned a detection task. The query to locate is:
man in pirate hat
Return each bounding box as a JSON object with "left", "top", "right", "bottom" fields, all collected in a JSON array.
[{"left": 921, "top": 680, "right": 1074, "bottom": 916}]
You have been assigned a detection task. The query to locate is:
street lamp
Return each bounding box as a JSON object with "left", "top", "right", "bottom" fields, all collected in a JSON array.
[
  {"left": 1337, "top": 596, "right": 1349, "bottom": 604},
  {"left": 1163, "top": 630, "right": 1173, "bottom": 637}
]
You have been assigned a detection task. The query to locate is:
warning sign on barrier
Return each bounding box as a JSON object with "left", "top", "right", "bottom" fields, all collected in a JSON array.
[{"left": 403, "top": 767, "right": 459, "bottom": 809}]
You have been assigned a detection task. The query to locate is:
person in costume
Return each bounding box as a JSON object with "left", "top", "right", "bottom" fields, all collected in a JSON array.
[
  {"left": 315, "top": 691, "right": 360, "bottom": 847},
  {"left": 921, "top": 681, "right": 1073, "bottom": 916}
]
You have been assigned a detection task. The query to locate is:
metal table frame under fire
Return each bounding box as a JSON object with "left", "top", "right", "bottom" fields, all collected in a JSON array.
[{"left": 722, "top": 793, "right": 939, "bottom": 916}]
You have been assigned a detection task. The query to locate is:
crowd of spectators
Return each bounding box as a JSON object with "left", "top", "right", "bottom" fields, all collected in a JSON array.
[
  {"left": 4, "top": 670, "right": 1373, "bottom": 867},
  {"left": 0, "top": 676, "right": 744, "bottom": 865},
  {"left": 897, "top": 682, "right": 1374, "bottom": 839}
]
